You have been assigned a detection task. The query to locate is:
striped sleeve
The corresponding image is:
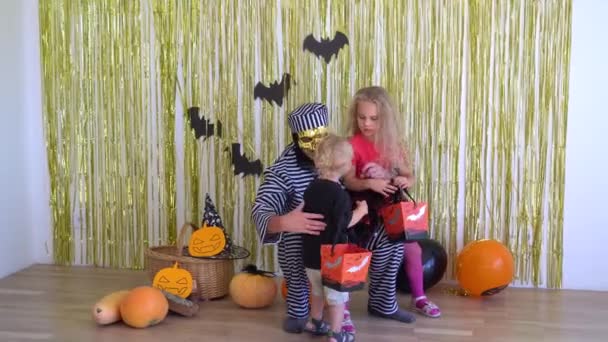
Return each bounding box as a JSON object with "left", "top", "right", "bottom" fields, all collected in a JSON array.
[{"left": 251, "top": 166, "right": 289, "bottom": 245}]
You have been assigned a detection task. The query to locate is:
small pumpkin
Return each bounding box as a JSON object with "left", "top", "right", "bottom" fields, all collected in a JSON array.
[
  {"left": 152, "top": 262, "right": 193, "bottom": 298},
  {"left": 281, "top": 278, "right": 312, "bottom": 302},
  {"left": 119, "top": 286, "right": 169, "bottom": 329},
  {"left": 188, "top": 223, "right": 226, "bottom": 257},
  {"left": 229, "top": 264, "right": 277, "bottom": 309}
]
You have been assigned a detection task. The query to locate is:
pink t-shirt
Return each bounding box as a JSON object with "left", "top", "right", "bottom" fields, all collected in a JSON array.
[
  {"left": 348, "top": 133, "right": 388, "bottom": 224},
  {"left": 349, "top": 133, "right": 386, "bottom": 178}
]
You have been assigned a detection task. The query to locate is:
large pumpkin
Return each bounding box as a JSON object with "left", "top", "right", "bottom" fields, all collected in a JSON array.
[
  {"left": 152, "top": 262, "right": 193, "bottom": 298},
  {"left": 229, "top": 264, "right": 277, "bottom": 309},
  {"left": 119, "top": 286, "right": 169, "bottom": 328},
  {"left": 188, "top": 223, "right": 226, "bottom": 257}
]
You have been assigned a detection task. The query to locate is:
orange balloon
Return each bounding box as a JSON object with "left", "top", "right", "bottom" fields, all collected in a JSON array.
[
  {"left": 281, "top": 278, "right": 312, "bottom": 302},
  {"left": 456, "top": 239, "right": 514, "bottom": 297}
]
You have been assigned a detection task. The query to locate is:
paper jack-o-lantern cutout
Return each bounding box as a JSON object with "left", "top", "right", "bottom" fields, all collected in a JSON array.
[
  {"left": 320, "top": 243, "right": 372, "bottom": 292},
  {"left": 152, "top": 262, "right": 193, "bottom": 298},
  {"left": 380, "top": 201, "right": 429, "bottom": 241},
  {"left": 188, "top": 223, "right": 227, "bottom": 257}
]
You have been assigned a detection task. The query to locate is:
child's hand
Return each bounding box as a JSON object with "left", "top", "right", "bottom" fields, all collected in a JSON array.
[
  {"left": 368, "top": 179, "right": 398, "bottom": 197},
  {"left": 362, "top": 162, "right": 392, "bottom": 179},
  {"left": 348, "top": 200, "right": 369, "bottom": 228},
  {"left": 393, "top": 176, "right": 412, "bottom": 188},
  {"left": 355, "top": 200, "right": 368, "bottom": 216}
]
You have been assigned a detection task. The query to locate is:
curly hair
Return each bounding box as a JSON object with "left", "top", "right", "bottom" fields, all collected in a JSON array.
[{"left": 313, "top": 133, "right": 353, "bottom": 177}]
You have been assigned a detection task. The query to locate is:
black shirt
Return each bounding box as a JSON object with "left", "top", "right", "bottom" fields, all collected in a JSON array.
[{"left": 301, "top": 179, "right": 353, "bottom": 269}]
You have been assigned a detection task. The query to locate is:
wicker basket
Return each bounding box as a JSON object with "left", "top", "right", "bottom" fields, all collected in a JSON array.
[{"left": 145, "top": 222, "right": 236, "bottom": 300}]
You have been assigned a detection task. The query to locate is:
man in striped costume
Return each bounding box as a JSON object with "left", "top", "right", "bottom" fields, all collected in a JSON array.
[{"left": 252, "top": 103, "right": 415, "bottom": 336}]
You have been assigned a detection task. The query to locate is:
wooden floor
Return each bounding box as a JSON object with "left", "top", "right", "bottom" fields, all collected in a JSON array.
[{"left": 0, "top": 265, "right": 607, "bottom": 342}]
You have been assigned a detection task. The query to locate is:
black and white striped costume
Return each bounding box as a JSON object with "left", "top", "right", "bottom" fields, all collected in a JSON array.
[{"left": 251, "top": 103, "right": 405, "bottom": 320}]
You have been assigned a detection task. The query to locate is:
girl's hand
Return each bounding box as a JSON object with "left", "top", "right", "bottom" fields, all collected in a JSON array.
[
  {"left": 392, "top": 176, "right": 412, "bottom": 189},
  {"left": 362, "top": 163, "right": 392, "bottom": 179},
  {"left": 367, "top": 179, "right": 398, "bottom": 197},
  {"left": 355, "top": 200, "right": 368, "bottom": 216}
]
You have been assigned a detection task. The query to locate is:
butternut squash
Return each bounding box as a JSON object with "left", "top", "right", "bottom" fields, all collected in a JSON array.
[{"left": 93, "top": 290, "right": 130, "bottom": 325}]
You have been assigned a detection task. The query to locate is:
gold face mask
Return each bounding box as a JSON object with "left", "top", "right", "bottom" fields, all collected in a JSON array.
[{"left": 297, "top": 126, "right": 328, "bottom": 155}]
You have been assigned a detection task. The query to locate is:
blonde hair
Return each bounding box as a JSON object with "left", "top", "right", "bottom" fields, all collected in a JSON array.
[
  {"left": 347, "top": 86, "right": 408, "bottom": 171},
  {"left": 314, "top": 133, "right": 353, "bottom": 177}
]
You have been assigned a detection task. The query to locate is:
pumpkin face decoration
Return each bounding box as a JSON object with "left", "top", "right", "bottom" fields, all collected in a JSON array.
[
  {"left": 152, "top": 262, "right": 193, "bottom": 298},
  {"left": 229, "top": 264, "right": 277, "bottom": 309},
  {"left": 188, "top": 223, "right": 226, "bottom": 257}
]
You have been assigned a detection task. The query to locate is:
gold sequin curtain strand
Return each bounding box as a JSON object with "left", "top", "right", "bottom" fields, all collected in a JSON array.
[
  {"left": 152, "top": 0, "right": 179, "bottom": 245},
  {"left": 177, "top": 0, "right": 203, "bottom": 226},
  {"left": 40, "top": 0, "right": 73, "bottom": 265}
]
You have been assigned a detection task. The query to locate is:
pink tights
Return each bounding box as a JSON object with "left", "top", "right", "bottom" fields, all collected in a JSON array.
[{"left": 403, "top": 241, "right": 424, "bottom": 298}]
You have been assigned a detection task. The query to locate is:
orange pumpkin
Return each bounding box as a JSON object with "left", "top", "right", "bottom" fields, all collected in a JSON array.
[
  {"left": 281, "top": 278, "right": 312, "bottom": 302},
  {"left": 152, "top": 262, "right": 193, "bottom": 298},
  {"left": 229, "top": 264, "right": 277, "bottom": 309},
  {"left": 119, "top": 286, "right": 169, "bottom": 328},
  {"left": 188, "top": 223, "right": 226, "bottom": 257}
]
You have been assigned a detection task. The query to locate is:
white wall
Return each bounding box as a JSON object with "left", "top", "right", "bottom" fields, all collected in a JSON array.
[
  {"left": 23, "top": 0, "right": 51, "bottom": 266},
  {"left": 562, "top": 0, "right": 608, "bottom": 291},
  {"left": 0, "top": 0, "right": 49, "bottom": 279},
  {"left": 0, "top": 0, "right": 33, "bottom": 278}
]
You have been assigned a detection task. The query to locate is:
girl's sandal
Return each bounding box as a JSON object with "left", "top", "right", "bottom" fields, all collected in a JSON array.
[{"left": 328, "top": 330, "right": 352, "bottom": 342}]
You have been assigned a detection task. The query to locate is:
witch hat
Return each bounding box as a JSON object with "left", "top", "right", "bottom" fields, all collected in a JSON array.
[
  {"left": 202, "top": 193, "right": 233, "bottom": 252},
  {"left": 184, "top": 193, "right": 249, "bottom": 260}
]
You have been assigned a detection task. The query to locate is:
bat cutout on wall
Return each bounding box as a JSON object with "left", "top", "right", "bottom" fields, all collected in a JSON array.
[
  {"left": 253, "top": 73, "right": 292, "bottom": 107},
  {"left": 303, "top": 31, "right": 349, "bottom": 63},
  {"left": 188, "top": 106, "right": 222, "bottom": 140},
  {"left": 228, "top": 143, "right": 263, "bottom": 177}
]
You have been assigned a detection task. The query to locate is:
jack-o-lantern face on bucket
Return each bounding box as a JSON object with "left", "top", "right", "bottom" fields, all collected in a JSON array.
[
  {"left": 152, "top": 262, "right": 193, "bottom": 298},
  {"left": 188, "top": 224, "right": 226, "bottom": 257}
]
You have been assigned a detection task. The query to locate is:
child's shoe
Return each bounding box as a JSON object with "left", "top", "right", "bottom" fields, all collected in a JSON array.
[
  {"left": 342, "top": 308, "right": 356, "bottom": 334},
  {"left": 413, "top": 296, "right": 441, "bottom": 318}
]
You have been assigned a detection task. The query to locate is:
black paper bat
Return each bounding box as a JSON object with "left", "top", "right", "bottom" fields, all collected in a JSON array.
[
  {"left": 253, "top": 73, "right": 292, "bottom": 107},
  {"left": 303, "top": 31, "right": 349, "bottom": 63},
  {"left": 188, "top": 106, "right": 222, "bottom": 140},
  {"left": 229, "top": 143, "right": 263, "bottom": 177}
]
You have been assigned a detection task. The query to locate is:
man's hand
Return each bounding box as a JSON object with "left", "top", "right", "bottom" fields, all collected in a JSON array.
[{"left": 276, "top": 202, "right": 326, "bottom": 235}]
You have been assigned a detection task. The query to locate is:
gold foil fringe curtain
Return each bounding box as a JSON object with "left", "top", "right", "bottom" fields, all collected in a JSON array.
[
  {"left": 464, "top": 0, "right": 571, "bottom": 288},
  {"left": 39, "top": 0, "right": 571, "bottom": 287}
]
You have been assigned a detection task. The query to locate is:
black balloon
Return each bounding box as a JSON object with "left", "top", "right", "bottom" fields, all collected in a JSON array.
[{"left": 396, "top": 239, "right": 448, "bottom": 294}]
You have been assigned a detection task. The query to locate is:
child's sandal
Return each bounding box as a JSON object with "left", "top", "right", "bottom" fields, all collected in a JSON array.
[
  {"left": 304, "top": 318, "right": 330, "bottom": 336},
  {"left": 414, "top": 297, "right": 441, "bottom": 318},
  {"left": 328, "top": 330, "right": 351, "bottom": 342},
  {"left": 343, "top": 331, "right": 355, "bottom": 342}
]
